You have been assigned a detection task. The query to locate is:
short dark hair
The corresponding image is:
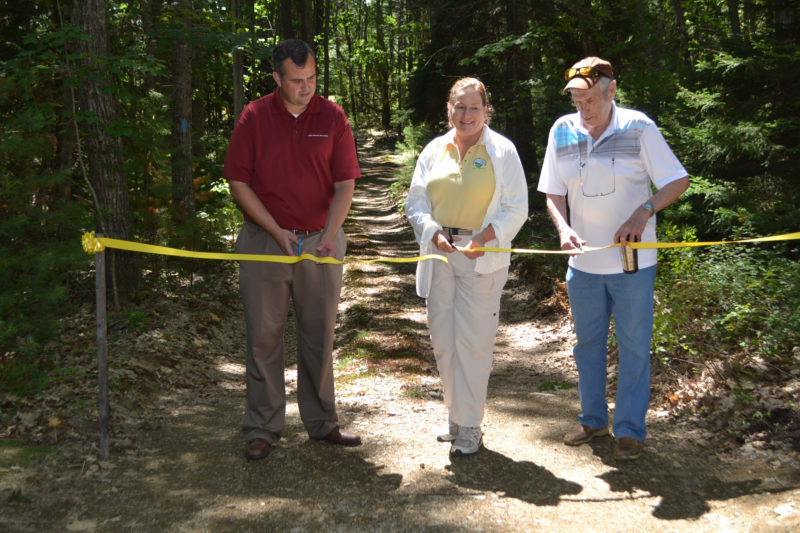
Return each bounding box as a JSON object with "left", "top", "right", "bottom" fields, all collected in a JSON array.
[{"left": 272, "top": 39, "right": 315, "bottom": 76}]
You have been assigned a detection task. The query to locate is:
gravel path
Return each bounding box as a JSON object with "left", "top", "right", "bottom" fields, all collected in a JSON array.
[{"left": 1, "top": 142, "right": 798, "bottom": 532}]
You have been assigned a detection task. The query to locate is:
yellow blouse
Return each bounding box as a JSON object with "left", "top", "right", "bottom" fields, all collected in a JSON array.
[{"left": 426, "top": 143, "right": 496, "bottom": 230}]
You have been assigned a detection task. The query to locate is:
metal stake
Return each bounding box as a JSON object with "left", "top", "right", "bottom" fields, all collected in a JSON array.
[{"left": 95, "top": 236, "right": 109, "bottom": 459}]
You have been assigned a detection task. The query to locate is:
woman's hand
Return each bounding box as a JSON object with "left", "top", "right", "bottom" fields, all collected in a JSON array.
[
  {"left": 462, "top": 224, "right": 495, "bottom": 259},
  {"left": 460, "top": 233, "right": 486, "bottom": 259},
  {"left": 433, "top": 230, "right": 457, "bottom": 253}
]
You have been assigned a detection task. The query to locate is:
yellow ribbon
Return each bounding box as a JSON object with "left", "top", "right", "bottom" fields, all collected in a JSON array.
[
  {"left": 472, "top": 231, "right": 800, "bottom": 255},
  {"left": 81, "top": 231, "right": 447, "bottom": 265},
  {"left": 82, "top": 231, "right": 800, "bottom": 262}
]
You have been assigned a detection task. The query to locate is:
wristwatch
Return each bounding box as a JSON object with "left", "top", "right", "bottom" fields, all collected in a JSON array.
[{"left": 641, "top": 201, "right": 655, "bottom": 216}]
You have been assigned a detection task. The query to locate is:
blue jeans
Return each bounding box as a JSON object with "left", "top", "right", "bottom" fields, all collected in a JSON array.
[{"left": 565, "top": 265, "right": 656, "bottom": 441}]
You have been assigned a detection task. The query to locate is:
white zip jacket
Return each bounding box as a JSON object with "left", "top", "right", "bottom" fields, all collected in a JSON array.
[{"left": 405, "top": 125, "right": 528, "bottom": 297}]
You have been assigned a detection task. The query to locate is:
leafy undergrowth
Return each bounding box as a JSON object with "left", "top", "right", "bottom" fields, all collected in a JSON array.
[
  {"left": 650, "top": 241, "right": 800, "bottom": 454},
  {"left": 652, "top": 351, "right": 800, "bottom": 454},
  {"left": 0, "top": 262, "right": 243, "bottom": 447}
]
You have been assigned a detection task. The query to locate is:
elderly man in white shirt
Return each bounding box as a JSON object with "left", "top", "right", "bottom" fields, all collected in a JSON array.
[{"left": 538, "top": 57, "right": 689, "bottom": 461}]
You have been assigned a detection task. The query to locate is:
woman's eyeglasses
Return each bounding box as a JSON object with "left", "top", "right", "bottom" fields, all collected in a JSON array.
[{"left": 564, "top": 66, "right": 605, "bottom": 81}]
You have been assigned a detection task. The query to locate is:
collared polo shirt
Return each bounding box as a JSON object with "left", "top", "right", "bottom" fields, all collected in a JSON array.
[
  {"left": 538, "top": 102, "right": 687, "bottom": 274},
  {"left": 426, "top": 142, "right": 496, "bottom": 230},
  {"left": 405, "top": 125, "right": 528, "bottom": 297},
  {"left": 223, "top": 89, "right": 361, "bottom": 230}
]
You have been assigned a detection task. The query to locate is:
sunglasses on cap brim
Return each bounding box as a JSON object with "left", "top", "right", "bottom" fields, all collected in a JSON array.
[{"left": 564, "top": 66, "right": 607, "bottom": 81}]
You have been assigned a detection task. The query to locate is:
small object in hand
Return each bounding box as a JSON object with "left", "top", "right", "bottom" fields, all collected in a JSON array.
[{"left": 620, "top": 236, "right": 638, "bottom": 274}]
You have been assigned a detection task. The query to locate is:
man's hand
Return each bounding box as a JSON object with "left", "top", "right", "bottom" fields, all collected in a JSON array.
[
  {"left": 614, "top": 209, "right": 649, "bottom": 246},
  {"left": 559, "top": 227, "right": 586, "bottom": 255},
  {"left": 316, "top": 232, "right": 338, "bottom": 258},
  {"left": 276, "top": 229, "right": 299, "bottom": 256},
  {"left": 615, "top": 176, "right": 690, "bottom": 245},
  {"left": 546, "top": 194, "right": 584, "bottom": 255},
  {"left": 315, "top": 179, "right": 356, "bottom": 259}
]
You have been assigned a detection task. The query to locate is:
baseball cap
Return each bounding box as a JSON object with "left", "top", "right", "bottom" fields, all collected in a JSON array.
[{"left": 562, "top": 57, "right": 614, "bottom": 94}]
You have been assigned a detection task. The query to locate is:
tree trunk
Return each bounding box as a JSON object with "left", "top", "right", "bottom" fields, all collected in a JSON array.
[
  {"left": 375, "top": 0, "right": 391, "bottom": 129},
  {"left": 727, "top": 0, "right": 742, "bottom": 39},
  {"left": 301, "top": 0, "right": 314, "bottom": 48},
  {"left": 232, "top": 0, "right": 244, "bottom": 118},
  {"left": 72, "top": 0, "right": 139, "bottom": 300},
  {"left": 504, "top": 0, "right": 535, "bottom": 174},
  {"left": 743, "top": 0, "right": 756, "bottom": 40},
  {"left": 280, "top": 0, "right": 294, "bottom": 39},
  {"left": 323, "top": 0, "right": 330, "bottom": 98},
  {"left": 672, "top": 0, "right": 691, "bottom": 66},
  {"left": 193, "top": 56, "right": 208, "bottom": 157},
  {"left": 314, "top": 0, "right": 325, "bottom": 42},
  {"left": 343, "top": 24, "right": 358, "bottom": 124},
  {"left": 396, "top": 0, "right": 405, "bottom": 131},
  {"left": 773, "top": 0, "right": 798, "bottom": 46},
  {"left": 171, "top": 0, "right": 194, "bottom": 219},
  {"left": 141, "top": 0, "right": 162, "bottom": 91},
  {"left": 245, "top": 0, "right": 259, "bottom": 100}
]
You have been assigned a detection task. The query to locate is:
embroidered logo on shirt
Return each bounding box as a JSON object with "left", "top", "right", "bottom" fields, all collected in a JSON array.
[
  {"left": 473, "top": 158, "right": 487, "bottom": 169},
  {"left": 307, "top": 134, "right": 329, "bottom": 138}
]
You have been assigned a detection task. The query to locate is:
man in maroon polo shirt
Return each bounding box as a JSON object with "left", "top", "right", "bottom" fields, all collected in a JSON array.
[{"left": 223, "top": 39, "right": 362, "bottom": 460}]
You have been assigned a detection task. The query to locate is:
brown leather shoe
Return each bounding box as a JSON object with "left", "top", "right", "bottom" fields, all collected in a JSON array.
[
  {"left": 614, "top": 437, "right": 643, "bottom": 460},
  {"left": 321, "top": 426, "right": 362, "bottom": 447},
  {"left": 563, "top": 424, "right": 610, "bottom": 446},
  {"left": 245, "top": 438, "right": 270, "bottom": 460}
]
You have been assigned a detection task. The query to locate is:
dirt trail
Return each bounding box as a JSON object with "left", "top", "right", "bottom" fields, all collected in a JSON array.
[{"left": 1, "top": 141, "right": 799, "bottom": 532}]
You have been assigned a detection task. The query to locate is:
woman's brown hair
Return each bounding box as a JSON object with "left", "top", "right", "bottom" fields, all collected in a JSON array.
[{"left": 447, "top": 77, "right": 494, "bottom": 128}]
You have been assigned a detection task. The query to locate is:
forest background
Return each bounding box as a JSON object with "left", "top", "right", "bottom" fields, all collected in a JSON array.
[{"left": 1, "top": 0, "right": 799, "bottom": 448}]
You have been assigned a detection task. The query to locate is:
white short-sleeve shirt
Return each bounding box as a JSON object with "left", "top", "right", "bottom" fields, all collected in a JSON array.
[{"left": 537, "top": 102, "right": 687, "bottom": 274}]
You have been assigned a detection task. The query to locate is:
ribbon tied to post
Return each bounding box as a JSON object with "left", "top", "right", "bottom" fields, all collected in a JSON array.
[{"left": 81, "top": 231, "right": 800, "bottom": 263}]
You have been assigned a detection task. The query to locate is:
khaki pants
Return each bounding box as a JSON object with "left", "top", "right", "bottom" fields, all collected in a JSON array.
[
  {"left": 236, "top": 221, "right": 346, "bottom": 443},
  {"left": 426, "top": 250, "right": 507, "bottom": 428}
]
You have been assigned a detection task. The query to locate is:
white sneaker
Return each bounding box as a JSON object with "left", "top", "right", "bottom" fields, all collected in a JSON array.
[
  {"left": 450, "top": 426, "right": 482, "bottom": 455},
  {"left": 437, "top": 420, "right": 459, "bottom": 442}
]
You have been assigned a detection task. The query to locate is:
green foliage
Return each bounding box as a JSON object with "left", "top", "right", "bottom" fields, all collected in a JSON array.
[
  {"left": 536, "top": 381, "right": 572, "bottom": 392},
  {"left": 666, "top": 45, "right": 800, "bottom": 238},
  {"left": 654, "top": 225, "right": 800, "bottom": 367},
  {"left": 0, "top": 21, "right": 94, "bottom": 396},
  {"left": 0, "top": 180, "right": 89, "bottom": 397},
  {"left": 394, "top": 122, "right": 434, "bottom": 157},
  {"left": 388, "top": 122, "right": 434, "bottom": 207},
  {"left": 0, "top": 440, "right": 57, "bottom": 468}
]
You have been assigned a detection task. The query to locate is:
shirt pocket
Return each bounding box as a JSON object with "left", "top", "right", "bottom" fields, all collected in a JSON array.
[
  {"left": 555, "top": 149, "right": 584, "bottom": 190},
  {"left": 580, "top": 153, "right": 616, "bottom": 197}
]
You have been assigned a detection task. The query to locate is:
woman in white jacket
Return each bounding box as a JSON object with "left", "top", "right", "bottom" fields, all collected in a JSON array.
[{"left": 405, "top": 77, "right": 528, "bottom": 455}]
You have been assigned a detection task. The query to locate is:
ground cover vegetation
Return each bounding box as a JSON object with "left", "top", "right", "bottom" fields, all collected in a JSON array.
[{"left": 1, "top": 0, "right": 798, "bottom": 452}]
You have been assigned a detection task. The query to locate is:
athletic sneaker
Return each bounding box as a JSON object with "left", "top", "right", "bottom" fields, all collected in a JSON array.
[
  {"left": 437, "top": 420, "right": 459, "bottom": 442},
  {"left": 450, "top": 426, "right": 482, "bottom": 456}
]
